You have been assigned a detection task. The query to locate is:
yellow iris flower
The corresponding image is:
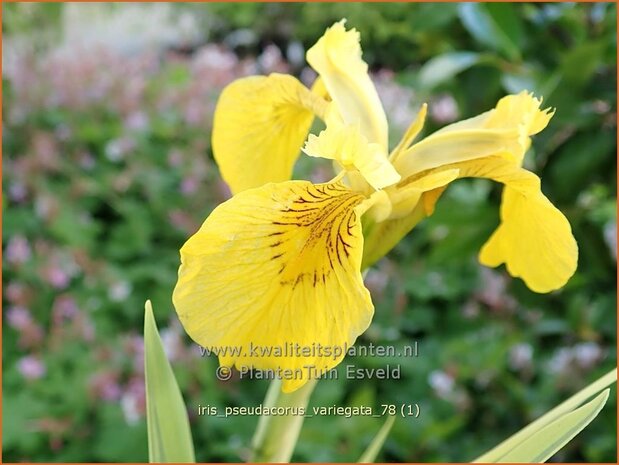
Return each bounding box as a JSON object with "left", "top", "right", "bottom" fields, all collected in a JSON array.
[{"left": 173, "top": 20, "right": 578, "bottom": 392}]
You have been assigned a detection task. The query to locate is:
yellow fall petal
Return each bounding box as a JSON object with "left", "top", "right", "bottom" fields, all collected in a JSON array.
[
  {"left": 212, "top": 73, "right": 327, "bottom": 194},
  {"left": 306, "top": 20, "right": 388, "bottom": 149},
  {"left": 172, "top": 181, "right": 373, "bottom": 393},
  {"left": 425, "top": 156, "right": 578, "bottom": 293},
  {"left": 395, "top": 92, "right": 554, "bottom": 178},
  {"left": 302, "top": 121, "right": 400, "bottom": 190},
  {"left": 479, "top": 186, "right": 577, "bottom": 293}
]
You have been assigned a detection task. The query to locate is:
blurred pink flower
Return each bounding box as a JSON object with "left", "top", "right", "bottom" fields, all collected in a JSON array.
[
  {"left": 476, "top": 268, "right": 517, "bottom": 312},
  {"left": 123, "top": 334, "right": 145, "bottom": 374},
  {"left": 160, "top": 325, "right": 184, "bottom": 362},
  {"left": 5, "top": 282, "right": 29, "bottom": 304},
  {"left": 374, "top": 69, "right": 416, "bottom": 135},
  {"left": 5, "top": 235, "right": 31, "bottom": 265},
  {"left": 125, "top": 111, "right": 150, "bottom": 132},
  {"left": 258, "top": 44, "right": 288, "bottom": 74},
  {"left": 430, "top": 94, "right": 459, "bottom": 124},
  {"left": 17, "top": 355, "right": 46, "bottom": 380},
  {"left": 184, "top": 101, "right": 206, "bottom": 126},
  {"left": 52, "top": 295, "right": 79, "bottom": 325},
  {"left": 6, "top": 306, "right": 33, "bottom": 330},
  {"left": 180, "top": 176, "right": 200, "bottom": 196},
  {"left": 168, "top": 209, "right": 200, "bottom": 234},
  {"left": 89, "top": 371, "right": 122, "bottom": 402},
  {"left": 108, "top": 281, "right": 132, "bottom": 302},
  {"left": 8, "top": 181, "right": 28, "bottom": 203},
  {"left": 9, "top": 305, "right": 45, "bottom": 348},
  {"left": 121, "top": 376, "right": 146, "bottom": 425},
  {"left": 191, "top": 45, "right": 239, "bottom": 86},
  {"left": 574, "top": 342, "right": 602, "bottom": 369},
  {"left": 43, "top": 266, "right": 71, "bottom": 290}
]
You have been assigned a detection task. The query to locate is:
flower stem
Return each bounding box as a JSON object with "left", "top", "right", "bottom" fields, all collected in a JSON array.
[{"left": 250, "top": 378, "right": 318, "bottom": 463}]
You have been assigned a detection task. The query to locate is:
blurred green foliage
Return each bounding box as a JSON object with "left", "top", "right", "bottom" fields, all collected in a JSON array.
[{"left": 3, "top": 2, "right": 616, "bottom": 463}]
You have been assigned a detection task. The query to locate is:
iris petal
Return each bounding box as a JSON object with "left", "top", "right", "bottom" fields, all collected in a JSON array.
[
  {"left": 307, "top": 20, "right": 388, "bottom": 149},
  {"left": 303, "top": 122, "right": 400, "bottom": 190},
  {"left": 212, "top": 74, "right": 325, "bottom": 194},
  {"left": 425, "top": 156, "right": 578, "bottom": 293},
  {"left": 395, "top": 92, "right": 554, "bottom": 177},
  {"left": 173, "top": 181, "right": 374, "bottom": 392}
]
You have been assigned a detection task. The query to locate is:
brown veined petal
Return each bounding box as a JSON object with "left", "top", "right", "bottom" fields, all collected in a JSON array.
[
  {"left": 173, "top": 181, "right": 373, "bottom": 392},
  {"left": 212, "top": 73, "right": 327, "bottom": 194}
]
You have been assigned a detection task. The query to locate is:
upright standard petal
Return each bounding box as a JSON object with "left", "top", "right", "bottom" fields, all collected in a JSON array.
[
  {"left": 306, "top": 20, "right": 388, "bottom": 150},
  {"left": 173, "top": 181, "right": 374, "bottom": 392},
  {"left": 395, "top": 92, "right": 554, "bottom": 178},
  {"left": 212, "top": 74, "right": 327, "bottom": 194}
]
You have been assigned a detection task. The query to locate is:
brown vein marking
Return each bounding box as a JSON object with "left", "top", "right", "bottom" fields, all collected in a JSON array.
[{"left": 271, "top": 184, "right": 364, "bottom": 288}]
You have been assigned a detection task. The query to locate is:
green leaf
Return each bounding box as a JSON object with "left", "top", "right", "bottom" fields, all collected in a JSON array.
[
  {"left": 358, "top": 415, "right": 396, "bottom": 463},
  {"left": 408, "top": 3, "right": 459, "bottom": 33},
  {"left": 560, "top": 41, "right": 605, "bottom": 88},
  {"left": 417, "top": 52, "right": 484, "bottom": 90},
  {"left": 457, "top": 3, "right": 522, "bottom": 61},
  {"left": 497, "top": 389, "right": 610, "bottom": 462},
  {"left": 144, "top": 300, "right": 195, "bottom": 463},
  {"left": 474, "top": 369, "right": 617, "bottom": 463}
]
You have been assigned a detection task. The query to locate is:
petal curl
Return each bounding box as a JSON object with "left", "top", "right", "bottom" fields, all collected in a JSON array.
[
  {"left": 173, "top": 181, "right": 373, "bottom": 392},
  {"left": 306, "top": 20, "right": 388, "bottom": 149},
  {"left": 212, "top": 74, "right": 326, "bottom": 194}
]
